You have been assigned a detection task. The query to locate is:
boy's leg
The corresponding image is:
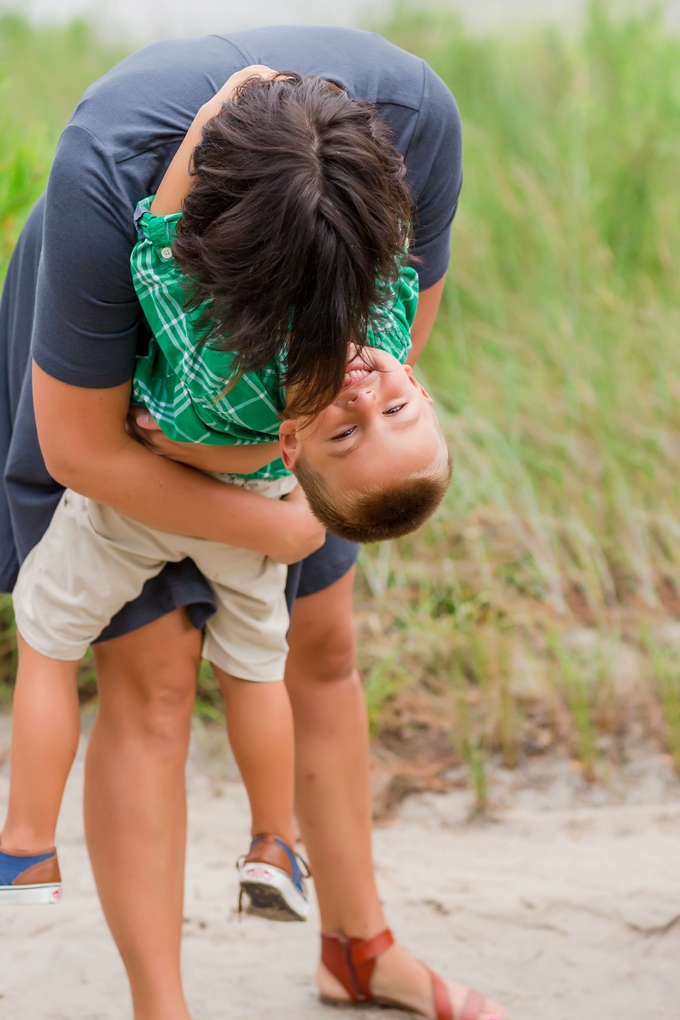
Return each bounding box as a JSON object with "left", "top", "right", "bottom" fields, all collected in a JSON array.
[
  {"left": 212, "top": 668, "right": 295, "bottom": 847},
  {"left": 193, "top": 523, "right": 294, "bottom": 842},
  {"left": 1, "top": 632, "right": 80, "bottom": 854},
  {"left": 194, "top": 525, "right": 304, "bottom": 918},
  {"left": 2, "top": 490, "right": 173, "bottom": 850},
  {"left": 212, "top": 667, "right": 308, "bottom": 922}
]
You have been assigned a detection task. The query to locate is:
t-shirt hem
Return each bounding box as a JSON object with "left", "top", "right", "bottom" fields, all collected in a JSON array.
[
  {"left": 33, "top": 348, "right": 134, "bottom": 390},
  {"left": 416, "top": 258, "right": 450, "bottom": 291}
]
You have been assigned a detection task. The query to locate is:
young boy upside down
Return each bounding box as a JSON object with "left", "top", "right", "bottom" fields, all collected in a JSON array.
[{"left": 0, "top": 70, "right": 450, "bottom": 920}]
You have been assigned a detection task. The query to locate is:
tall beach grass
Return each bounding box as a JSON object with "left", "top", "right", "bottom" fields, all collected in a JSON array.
[
  {"left": 1, "top": 5, "right": 679, "bottom": 802},
  {"left": 362, "top": 0, "right": 680, "bottom": 805}
]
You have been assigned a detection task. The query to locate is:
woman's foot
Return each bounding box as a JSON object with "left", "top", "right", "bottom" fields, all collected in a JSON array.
[{"left": 317, "top": 939, "right": 504, "bottom": 1020}]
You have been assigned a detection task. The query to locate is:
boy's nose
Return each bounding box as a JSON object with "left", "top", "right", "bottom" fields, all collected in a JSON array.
[{"left": 346, "top": 386, "right": 376, "bottom": 406}]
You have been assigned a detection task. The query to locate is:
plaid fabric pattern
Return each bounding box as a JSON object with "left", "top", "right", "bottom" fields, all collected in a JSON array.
[{"left": 131, "top": 196, "right": 418, "bottom": 479}]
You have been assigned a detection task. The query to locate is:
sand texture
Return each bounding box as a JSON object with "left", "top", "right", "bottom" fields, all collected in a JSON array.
[{"left": 0, "top": 714, "right": 679, "bottom": 1019}]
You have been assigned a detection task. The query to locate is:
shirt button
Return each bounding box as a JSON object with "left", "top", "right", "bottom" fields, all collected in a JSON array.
[{"left": 160, "top": 246, "right": 173, "bottom": 260}]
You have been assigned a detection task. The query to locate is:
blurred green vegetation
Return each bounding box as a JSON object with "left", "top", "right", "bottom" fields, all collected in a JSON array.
[
  {"left": 0, "top": 16, "right": 129, "bottom": 705},
  {"left": 2, "top": 5, "right": 680, "bottom": 799},
  {"left": 360, "top": 0, "right": 680, "bottom": 802},
  {"left": 0, "top": 17, "right": 127, "bottom": 274}
]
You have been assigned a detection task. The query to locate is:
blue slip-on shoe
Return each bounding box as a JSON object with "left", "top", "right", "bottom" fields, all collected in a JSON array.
[
  {"left": 0, "top": 847, "right": 62, "bottom": 904},
  {"left": 237, "top": 834, "right": 310, "bottom": 922}
]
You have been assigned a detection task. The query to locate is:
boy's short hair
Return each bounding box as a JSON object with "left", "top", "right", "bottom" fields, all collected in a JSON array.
[
  {"left": 294, "top": 431, "right": 453, "bottom": 544},
  {"left": 173, "top": 72, "right": 412, "bottom": 418}
]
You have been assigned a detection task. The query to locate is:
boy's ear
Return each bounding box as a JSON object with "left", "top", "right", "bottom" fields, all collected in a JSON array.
[
  {"left": 279, "top": 419, "right": 300, "bottom": 470},
  {"left": 418, "top": 381, "right": 434, "bottom": 405},
  {"left": 406, "top": 364, "right": 434, "bottom": 405}
]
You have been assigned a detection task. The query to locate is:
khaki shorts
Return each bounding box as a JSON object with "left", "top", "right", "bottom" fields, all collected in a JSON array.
[{"left": 13, "top": 474, "right": 296, "bottom": 682}]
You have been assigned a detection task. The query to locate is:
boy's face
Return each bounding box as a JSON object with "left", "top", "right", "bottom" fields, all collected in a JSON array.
[{"left": 279, "top": 349, "right": 442, "bottom": 492}]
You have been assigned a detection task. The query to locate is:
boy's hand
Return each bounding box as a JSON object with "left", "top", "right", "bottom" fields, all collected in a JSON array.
[
  {"left": 275, "top": 485, "right": 326, "bottom": 564},
  {"left": 151, "top": 65, "right": 281, "bottom": 217},
  {"left": 208, "top": 65, "right": 280, "bottom": 114}
]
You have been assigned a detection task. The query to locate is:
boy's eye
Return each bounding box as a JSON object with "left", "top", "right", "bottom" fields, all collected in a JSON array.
[
  {"left": 384, "top": 403, "right": 406, "bottom": 415},
  {"left": 332, "top": 426, "right": 356, "bottom": 441}
]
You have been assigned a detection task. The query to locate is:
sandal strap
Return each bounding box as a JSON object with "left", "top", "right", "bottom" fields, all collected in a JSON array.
[
  {"left": 351, "top": 928, "right": 395, "bottom": 967},
  {"left": 459, "top": 988, "right": 486, "bottom": 1020},
  {"left": 430, "top": 974, "right": 486, "bottom": 1020},
  {"left": 321, "top": 928, "right": 395, "bottom": 1002}
]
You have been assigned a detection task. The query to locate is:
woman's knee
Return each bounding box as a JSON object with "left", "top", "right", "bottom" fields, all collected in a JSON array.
[
  {"left": 139, "top": 664, "right": 196, "bottom": 744},
  {"left": 287, "top": 584, "right": 357, "bottom": 685},
  {"left": 93, "top": 609, "right": 201, "bottom": 747},
  {"left": 98, "top": 659, "right": 197, "bottom": 752},
  {"left": 310, "top": 621, "right": 356, "bottom": 683}
]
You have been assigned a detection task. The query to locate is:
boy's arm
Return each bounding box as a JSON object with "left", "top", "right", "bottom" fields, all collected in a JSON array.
[{"left": 151, "top": 64, "right": 278, "bottom": 216}]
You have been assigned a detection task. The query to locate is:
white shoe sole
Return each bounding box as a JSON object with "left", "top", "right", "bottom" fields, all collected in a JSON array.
[
  {"left": 0, "top": 883, "right": 62, "bottom": 905},
  {"left": 238, "top": 862, "right": 309, "bottom": 922}
]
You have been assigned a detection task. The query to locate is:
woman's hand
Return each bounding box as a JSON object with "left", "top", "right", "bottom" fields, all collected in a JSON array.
[
  {"left": 127, "top": 408, "right": 281, "bottom": 475},
  {"left": 276, "top": 485, "right": 326, "bottom": 564},
  {"left": 127, "top": 409, "right": 210, "bottom": 465}
]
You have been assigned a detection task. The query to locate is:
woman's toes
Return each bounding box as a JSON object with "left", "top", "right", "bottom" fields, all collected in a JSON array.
[
  {"left": 443, "top": 981, "right": 504, "bottom": 1020},
  {"left": 482, "top": 1001, "right": 505, "bottom": 1020},
  {"left": 370, "top": 944, "right": 505, "bottom": 1020}
]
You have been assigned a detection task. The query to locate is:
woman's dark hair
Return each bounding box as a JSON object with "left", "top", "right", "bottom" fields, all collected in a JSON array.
[{"left": 173, "top": 72, "right": 413, "bottom": 416}]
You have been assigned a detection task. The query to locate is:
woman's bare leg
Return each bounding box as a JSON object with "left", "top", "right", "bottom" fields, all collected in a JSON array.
[
  {"left": 285, "top": 569, "right": 383, "bottom": 934},
  {"left": 214, "top": 670, "right": 296, "bottom": 847},
  {"left": 85, "top": 609, "right": 201, "bottom": 1020},
  {"left": 1, "top": 633, "right": 80, "bottom": 853},
  {"left": 285, "top": 568, "right": 502, "bottom": 1020}
]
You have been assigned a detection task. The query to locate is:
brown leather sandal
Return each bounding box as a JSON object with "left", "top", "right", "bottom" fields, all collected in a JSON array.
[{"left": 320, "top": 928, "right": 503, "bottom": 1020}]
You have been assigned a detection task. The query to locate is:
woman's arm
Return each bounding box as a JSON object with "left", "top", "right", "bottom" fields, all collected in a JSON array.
[
  {"left": 33, "top": 364, "right": 323, "bottom": 564},
  {"left": 151, "top": 65, "right": 278, "bottom": 216}
]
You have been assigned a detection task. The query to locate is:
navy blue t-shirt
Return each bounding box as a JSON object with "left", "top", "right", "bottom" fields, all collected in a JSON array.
[{"left": 33, "top": 26, "right": 462, "bottom": 389}]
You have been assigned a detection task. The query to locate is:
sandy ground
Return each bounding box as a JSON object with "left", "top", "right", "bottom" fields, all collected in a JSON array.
[{"left": 1, "top": 712, "right": 679, "bottom": 1019}]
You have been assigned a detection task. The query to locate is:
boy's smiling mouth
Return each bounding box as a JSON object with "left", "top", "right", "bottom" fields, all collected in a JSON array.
[{"left": 341, "top": 355, "right": 375, "bottom": 391}]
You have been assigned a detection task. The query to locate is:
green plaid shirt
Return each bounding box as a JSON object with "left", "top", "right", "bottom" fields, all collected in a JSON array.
[{"left": 131, "top": 196, "right": 418, "bottom": 479}]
